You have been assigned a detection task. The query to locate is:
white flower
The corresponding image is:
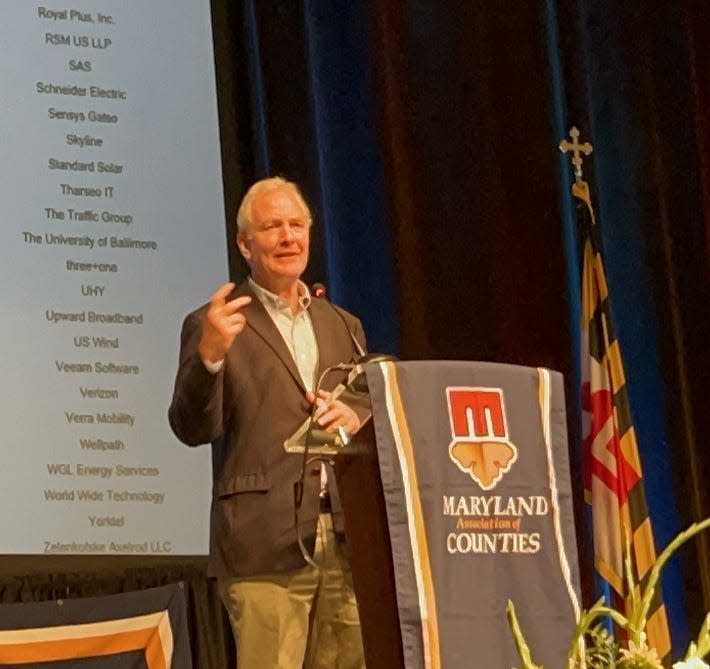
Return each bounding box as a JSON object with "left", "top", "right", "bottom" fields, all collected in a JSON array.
[{"left": 673, "top": 658, "right": 710, "bottom": 669}]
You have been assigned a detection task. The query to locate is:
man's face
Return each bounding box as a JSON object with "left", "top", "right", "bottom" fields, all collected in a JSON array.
[{"left": 238, "top": 187, "right": 311, "bottom": 292}]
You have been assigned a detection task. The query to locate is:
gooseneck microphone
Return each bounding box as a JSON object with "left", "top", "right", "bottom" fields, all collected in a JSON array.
[
  {"left": 311, "top": 282, "right": 399, "bottom": 396},
  {"left": 311, "top": 282, "right": 367, "bottom": 360},
  {"left": 293, "top": 283, "right": 396, "bottom": 567}
]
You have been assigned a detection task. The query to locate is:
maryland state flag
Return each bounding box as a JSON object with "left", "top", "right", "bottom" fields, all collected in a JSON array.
[{"left": 576, "top": 180, "right": 671, "bottom": 663}]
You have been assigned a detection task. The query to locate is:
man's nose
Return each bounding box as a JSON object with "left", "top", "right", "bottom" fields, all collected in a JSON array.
[{"left": 279, "top": 223, "right": 297, "bottom": 241}]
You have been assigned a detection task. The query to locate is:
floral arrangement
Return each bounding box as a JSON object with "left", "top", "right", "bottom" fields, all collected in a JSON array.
[{"left": 507, "top": 518, "right": 710, "bottom": 669}]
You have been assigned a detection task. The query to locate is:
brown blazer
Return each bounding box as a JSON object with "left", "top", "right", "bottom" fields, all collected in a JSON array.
[{"left": 169, "top": 281, "right": 366, "bottom": 578}]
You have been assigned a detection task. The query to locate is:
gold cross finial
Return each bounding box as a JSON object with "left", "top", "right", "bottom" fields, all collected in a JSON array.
[{"left": 559, "top": 127, "right": 593, "bottom": 183}]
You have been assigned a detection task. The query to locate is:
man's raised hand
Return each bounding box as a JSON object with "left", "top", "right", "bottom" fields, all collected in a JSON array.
[{"left": 198, "top": 283, "right": 252, "bottom": 364}]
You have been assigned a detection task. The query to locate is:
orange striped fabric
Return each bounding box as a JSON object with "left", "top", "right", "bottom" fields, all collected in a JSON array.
[{"left": 0, "top": 611, "right": 172, "bottom": 667}]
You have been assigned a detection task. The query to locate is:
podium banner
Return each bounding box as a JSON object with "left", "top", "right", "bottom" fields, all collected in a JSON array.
[{"left": 365, "top": 360, "right": 580, "bottom": 669}]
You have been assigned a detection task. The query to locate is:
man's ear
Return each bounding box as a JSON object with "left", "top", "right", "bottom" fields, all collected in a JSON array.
[{"left": 237, "top": 233, "right": 251, "bottom": 262}]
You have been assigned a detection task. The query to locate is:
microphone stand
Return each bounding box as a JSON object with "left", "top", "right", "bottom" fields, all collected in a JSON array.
[
  {"left": 293, "top": 283, "right": 398, "bottom": 566},
  {"left": 293, "top": 365, "right": 352, "bottom": 569}
]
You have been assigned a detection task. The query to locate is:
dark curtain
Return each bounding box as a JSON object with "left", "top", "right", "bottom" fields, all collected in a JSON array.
[
  {"left": 210, "top": 0, "right": 710, "bottom": 655},
  {"left": 4, "top": 1, "right": 708, "bottom": 666},
  {"left": 566, "top": 0, "right": 710, "bottom": 643},
  {"left": 217, "top": 0, "right": 708, "bottom": 656}
]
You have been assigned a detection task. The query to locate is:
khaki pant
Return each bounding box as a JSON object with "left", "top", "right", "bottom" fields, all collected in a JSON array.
[{"left": 218, "top": 513, "right": 365, "bottom": 669}]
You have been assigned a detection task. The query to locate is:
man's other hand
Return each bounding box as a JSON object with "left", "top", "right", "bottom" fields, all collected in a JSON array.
[{"left": 306, "top": 389, "right": 361, "bottom": 436}]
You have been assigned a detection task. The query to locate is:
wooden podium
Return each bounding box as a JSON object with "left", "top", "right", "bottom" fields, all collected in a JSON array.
[{"left": 334, "top": 420, "right": 405, "bottom": 668}]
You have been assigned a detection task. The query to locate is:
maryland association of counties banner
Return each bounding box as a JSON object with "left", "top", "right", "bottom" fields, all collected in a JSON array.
[
  {"left": 365, "top": 360, "right": 581, "bottom": 669},
  {"left": 0, "top": 583, "right": 190, "bottom": 668}
]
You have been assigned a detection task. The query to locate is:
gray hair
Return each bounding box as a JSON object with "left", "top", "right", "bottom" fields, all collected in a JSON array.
[{"left": 236, "top": 177, "right": 312, "bottom": 234}]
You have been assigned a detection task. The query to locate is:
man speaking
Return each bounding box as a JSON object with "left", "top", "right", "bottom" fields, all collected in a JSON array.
[{"left": 169, "top": 177, "right": 366, "bottom": 668}]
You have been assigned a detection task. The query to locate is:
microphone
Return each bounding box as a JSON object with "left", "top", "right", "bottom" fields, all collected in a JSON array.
[
  {"left": 311, "top": 282, "right": 397, "bottom": 394},
  {"left": 311, "top": 282, "right": 327, "bottom": 299},
  {"left": 311, "top": 282, "right": 366, "bottom": 359}
]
